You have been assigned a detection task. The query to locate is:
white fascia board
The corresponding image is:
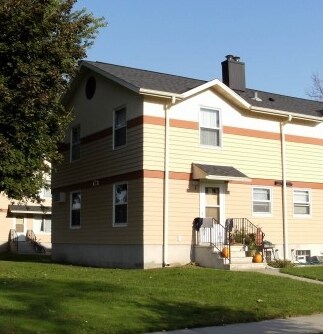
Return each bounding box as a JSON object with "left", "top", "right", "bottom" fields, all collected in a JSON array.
[
  {"left": 181, "top": 79, "right": 251, "bottom": 109},
  {"left": 139, "top": 88, "right": 182, "bottom": 100},
  {"left": 250, "top": 106, "right": 323, "bottom": 123},
  {"left": 205, "top": 175, "right": 251, "bottom": 182}
]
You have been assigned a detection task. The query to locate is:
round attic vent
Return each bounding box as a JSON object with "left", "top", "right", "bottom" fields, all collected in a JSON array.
[{"left": 85, "top": 76, "right": 96, "bottom": 99}]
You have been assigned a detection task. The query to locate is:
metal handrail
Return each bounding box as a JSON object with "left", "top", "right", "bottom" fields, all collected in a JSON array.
[
  {"left": 9, "top": 229, "right": 19, "bottom": 252},
  {"left": 226, "top": 218, "right": 265, "bottom": 261},
  {"left": 194, "top": 217, "right": 265, "bottom": 264},
  {"left": 193, "top": 218, "right": 229, "bottom": 261}
]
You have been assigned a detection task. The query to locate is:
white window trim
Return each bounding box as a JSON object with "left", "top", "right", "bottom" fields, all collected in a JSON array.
[
  {"left": 252, "top": 186, "right": 273, "bottom": 217},
  {"left": 293, "top": 188, "right": 311, "bottom": 218},
  {"left": 113, "top": 106, "right": 127, "bottom": 150},
  {"left": 70, "top": 125, "right": 81, "bottom": 162},
  {"left": 33, "top": 215, "right": 52, "bottom": 234},
  {"left": 70, "top": 191, "right": 81, "bottom": 229},
  {"left": 199, "top": 105, "right": 222, "bottom": 149},
  {"left": 113, "top": 182, "right": 128, "bottom": 227}
]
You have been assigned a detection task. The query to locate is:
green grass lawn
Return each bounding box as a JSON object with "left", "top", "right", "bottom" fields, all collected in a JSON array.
[
  {"left": 0, "top": 254, "right": 322, "bottom": 334},
  {"left": 281, "top": 265, "right": 323, "bottom": 282}
]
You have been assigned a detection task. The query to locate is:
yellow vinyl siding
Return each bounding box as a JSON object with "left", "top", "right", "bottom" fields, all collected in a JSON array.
[
  {"left": 53, "top": 179, "right": 143, "bottom": 245},
  {"left": 168, "top": 180, "right": 199, "bottom": 244},
  {"left": 167, "top": 126, "right": 283, "bottom": 179},
  {"left": 143, "top": 178, "right": 163, "bottom": 244},
  {"left": 286, "top": 142, "right": 323, "bottom": 183},
  {"left": 143, "top": 124, "right": 165, "bottom": 171},
  {"left": 55, "top": 126, "right": 143, "bottom": 188}
]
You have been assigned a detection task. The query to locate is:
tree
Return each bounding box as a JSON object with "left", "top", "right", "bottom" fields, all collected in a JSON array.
[
  {"left": 0, "top": 0, "right": 106, "bottom": 201},
  {"left": 308, "top": 73, "right": 323, "bottom": 101}
]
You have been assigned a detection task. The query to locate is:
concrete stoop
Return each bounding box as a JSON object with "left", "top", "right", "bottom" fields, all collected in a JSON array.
[{"left": 194, "top": 244, "right": 267, "bottom": 270}]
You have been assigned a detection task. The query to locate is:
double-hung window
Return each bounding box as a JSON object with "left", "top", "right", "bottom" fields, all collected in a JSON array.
[
  {"left": 114, "top": 107, "right": 127, "bottom": 148},
  {"left": 252, "top": 187, "right": 272, "bottom": 215},
  {"left": 113, "top": 183, "right": 128, "bottom": 226},
  {"left": 200, "top": 107, "right": 221, "bottom": 147},
  {"left": 293, "top": 189, "right": 310, "bottom": 216},
  {"left": 70, "top": 191, "right": 81, "bottom": 228},
  {"left": 70, "top": 125, "right": 81, "bottom": 161}
]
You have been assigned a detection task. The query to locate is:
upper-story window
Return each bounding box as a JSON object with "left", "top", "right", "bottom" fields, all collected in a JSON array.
[
  {"left": 252, "top": 187, "right": 272, "bottom": 215},
  {"left": 114, "top": 107, "right": 127, "bottom": 149},
  {"left": 70, "top": 125, "right": 81, "bottom": 161},
  {"left": 293, "top": 189, "right": 311, "bottom": 216},
  {"left": 200, "top": 107, "right": 221, "bottom": 147}
]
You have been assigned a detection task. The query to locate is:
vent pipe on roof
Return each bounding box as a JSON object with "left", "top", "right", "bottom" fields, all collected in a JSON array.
[{"left": 222, "top": 55, "right": 246, "bottom": 92}]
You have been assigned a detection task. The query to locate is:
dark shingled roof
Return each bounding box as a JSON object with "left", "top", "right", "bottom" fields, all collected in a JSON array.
[
  {"left": 85, "top": 61, "right": 206, "bottom": 94},
  {"left": 194, "top": 163, "right": 249, "bottom": 179},
  {"left": 84, "top": 61, "right": 323, "bottom": 118},
  {"left": 236, "top": 89, "right": 323, "bottom": 118}
]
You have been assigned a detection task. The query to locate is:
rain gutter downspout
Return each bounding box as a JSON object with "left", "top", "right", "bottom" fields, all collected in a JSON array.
[
  {"left": 280, "top": 114, "right": 292, "bottom": 260},
  {"left": 163, "top": 95, "right": 176, "bottom": 267}
]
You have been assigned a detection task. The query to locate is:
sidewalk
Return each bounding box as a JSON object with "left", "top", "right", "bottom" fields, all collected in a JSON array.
[
  {"left": 148, "top": 313, "right": 323, "bottom": 334},
  {"left": 147, "top": 268, "right": 323, "bottom": 334}
]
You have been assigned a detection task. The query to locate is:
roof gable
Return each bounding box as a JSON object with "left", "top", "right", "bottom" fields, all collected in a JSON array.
[{"left": 77, "top": 61, "right": 323, "bottom": 122}]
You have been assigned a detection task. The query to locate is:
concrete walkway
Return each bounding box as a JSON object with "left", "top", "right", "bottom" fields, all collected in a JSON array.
[
  {"left": 147, "top": 267, "right": 323, "bottom": 334},
  {"left": 148, "top": 313, "right": 323, "bottom": 334}
]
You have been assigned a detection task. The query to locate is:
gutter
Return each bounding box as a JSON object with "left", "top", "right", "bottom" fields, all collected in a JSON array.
[
  {"left": 250, "top": 106, "right": 323, "bottom": 123},
  {"left": 280, "top": 114, "right": 292, "bottom": 260}
]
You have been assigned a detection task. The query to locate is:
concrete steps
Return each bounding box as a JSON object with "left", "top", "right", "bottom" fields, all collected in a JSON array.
[{"left": 195, "top": 244, "right": 267, "bottom": 270}]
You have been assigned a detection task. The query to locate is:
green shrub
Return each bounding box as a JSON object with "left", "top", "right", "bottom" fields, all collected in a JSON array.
[{"left": 268, "top": 259, "right": 295, "bottom": 268}]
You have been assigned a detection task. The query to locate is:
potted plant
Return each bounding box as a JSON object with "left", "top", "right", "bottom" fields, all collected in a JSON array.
[{"left": 245, "top": 233, "right": 257, "bottom": 256}]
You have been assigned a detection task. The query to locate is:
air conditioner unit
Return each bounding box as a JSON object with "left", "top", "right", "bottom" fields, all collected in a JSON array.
[
  {"left": 52, "top": 192, "right": 66, "bottom": 203},
  {"left": 296, "top": 255, "right": 306, "bottom": 263}
]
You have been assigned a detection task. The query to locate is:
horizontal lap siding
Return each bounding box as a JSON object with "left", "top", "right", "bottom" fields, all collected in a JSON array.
[
  {"left": 143, "top": 178, "right": 163, "bottom": 244},
  {"left": 143, "top": 124, "right": 165, "bottom": 171},
  {"left": 287, "top": 188, "right": 323, "bottom": 244},
  {"left": 54, "top": 126, "right": 143, "bottom": 188},
  {"left": 168, "top": 127, "right": 282, "bottom": 179},
  {"left": 52, "top": 179, "right": 143, "bottom": 245},
  {"left": 168, "top": 180, "right": 199, "bottom": 244},
  {"left": 287, "top": 142, "right": 323, "bottom": 183},
  {"left": 226, "top": 183, "right": 284, "bottom": 245}
]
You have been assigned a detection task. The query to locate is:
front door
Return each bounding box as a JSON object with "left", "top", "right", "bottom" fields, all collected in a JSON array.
[
  {"left": 199, "top": 184, "right": 225, "bottom": 244},
  {"left": 200, "top": 184, "right": 224, "bottom": 223},
  {"left": 15, "top": 215, "right": 26, "bottom": 241}
]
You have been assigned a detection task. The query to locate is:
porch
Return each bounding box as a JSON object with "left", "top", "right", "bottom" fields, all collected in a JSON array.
[{"left": 193, "top": 217, "right": 268, "bottom": 270}]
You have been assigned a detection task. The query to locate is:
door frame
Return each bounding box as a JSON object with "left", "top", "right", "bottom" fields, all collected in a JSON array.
[
  {"left": 199, "top": 182, "right": 226, "bottom": 225},
  {"left": 13, "top": 215, "right": 26, "bottom": 241}
]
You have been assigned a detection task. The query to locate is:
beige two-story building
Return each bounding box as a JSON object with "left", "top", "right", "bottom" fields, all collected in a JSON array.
[{"left": 52, "top": 55, "right": 323, "bottom": 268}]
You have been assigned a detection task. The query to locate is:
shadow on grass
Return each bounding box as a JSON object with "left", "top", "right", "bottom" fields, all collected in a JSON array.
[{"left": 0, "top": 252, "right": 52, "bottom": 263}]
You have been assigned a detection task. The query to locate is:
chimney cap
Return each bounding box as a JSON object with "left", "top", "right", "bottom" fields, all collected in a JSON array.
[
  {"left": 225, "top": 54, "right": 234, "bottom": 61},
  {"left": 233, "top": 56, "right": 240, "bottom": 62}
]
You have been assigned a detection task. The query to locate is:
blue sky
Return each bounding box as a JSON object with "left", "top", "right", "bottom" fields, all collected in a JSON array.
[{"left": 74, "top": 0, "right": 323, "bottom": 99}]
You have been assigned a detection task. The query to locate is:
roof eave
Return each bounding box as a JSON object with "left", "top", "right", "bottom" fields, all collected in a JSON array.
[{"left": 250, "top": 106, "right": 323, "bottom": 123}]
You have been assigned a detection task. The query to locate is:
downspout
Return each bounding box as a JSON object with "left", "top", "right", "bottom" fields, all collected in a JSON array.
[
  {"left": 163, "top": 95, "right": 176, "bottom": 267},
  {"left": 280, "top": 114, "right": 292, "bottom": 260}
]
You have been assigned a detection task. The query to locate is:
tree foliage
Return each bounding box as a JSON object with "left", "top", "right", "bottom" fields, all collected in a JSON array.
[{"left": 0, "top": 0, "right": 106, "bottom": 201}]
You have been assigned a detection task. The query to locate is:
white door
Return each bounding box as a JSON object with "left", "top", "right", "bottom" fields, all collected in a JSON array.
[
  {"left": 14, "top": 215, "right": 26, "bottom": 241},
  {"left": 200, "top": 184, "right": 225, "bottom": 223},
  {"left": 200, "top": 184, "right": 225, "bottom": 244}
]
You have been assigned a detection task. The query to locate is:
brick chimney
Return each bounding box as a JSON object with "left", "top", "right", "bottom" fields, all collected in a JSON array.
[{"left": 221, "top": 55, "right": 246, "bottom": 91}]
